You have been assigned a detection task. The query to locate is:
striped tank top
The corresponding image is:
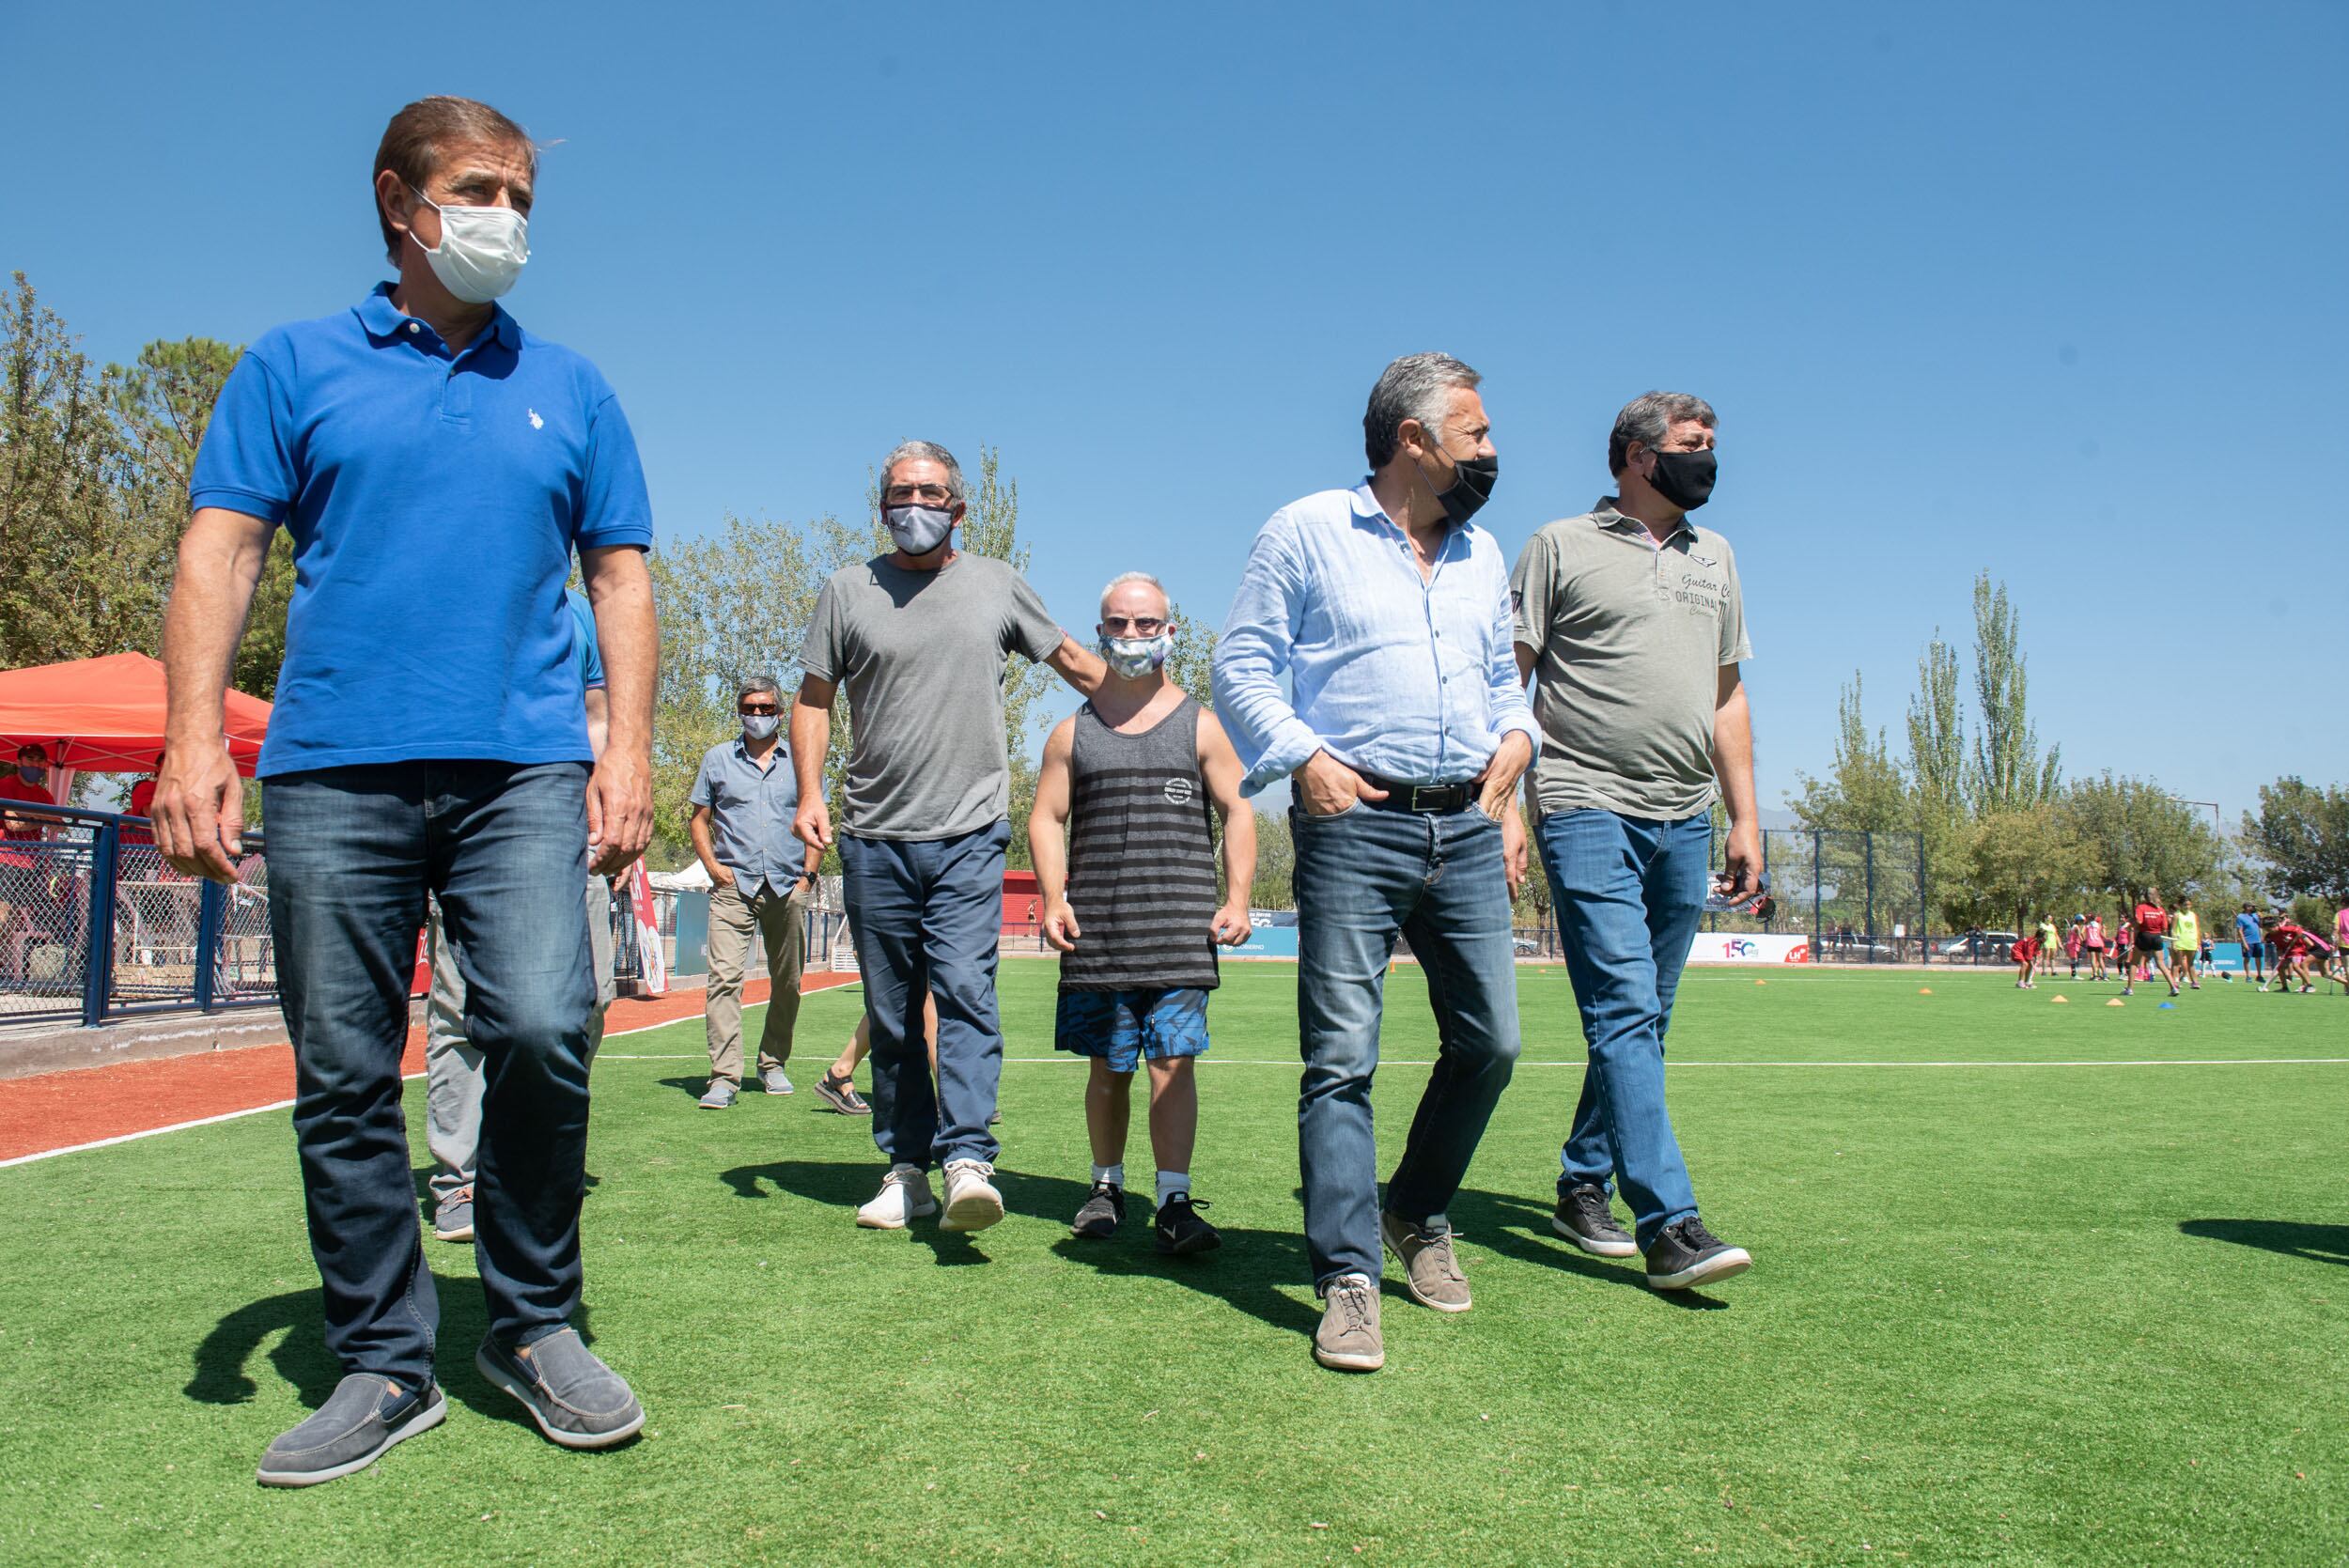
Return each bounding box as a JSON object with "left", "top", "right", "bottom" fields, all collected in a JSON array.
[{"left": 1060, "top": 695, "right": 1221, "bottom": 993}]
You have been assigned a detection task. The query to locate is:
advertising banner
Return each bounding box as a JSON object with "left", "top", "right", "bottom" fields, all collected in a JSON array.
[{"left": 1686, "top": 932, "right": 1812, "bottom": 966}]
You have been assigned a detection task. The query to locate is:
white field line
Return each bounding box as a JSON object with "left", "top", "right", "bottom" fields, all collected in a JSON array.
[
  {"left": 8, "top": 977, "right": 2341, "bottom": 1170},
  {"left": 0, "top": 997, "right": 794, "bottom": 1171}
]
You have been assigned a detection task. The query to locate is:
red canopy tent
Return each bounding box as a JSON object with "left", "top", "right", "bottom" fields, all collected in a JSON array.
[{"left": 0, "top": 652, "right": 272, "bottom": 785}]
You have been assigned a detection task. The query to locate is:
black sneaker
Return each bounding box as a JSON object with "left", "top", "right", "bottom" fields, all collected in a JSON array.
[
  {"left": 1154, "top": 1194, "right": 1221, "bottom": 1256},
  {"left": 1552, "top": 1183, "right": 1638, "bottom": 1258},
  {"left": 1071, "top": 1182, "right": 1125, "bottom": 1239},
  {"left": 1643, "top": 1216, "right": 1752, "bottom": 1291}
]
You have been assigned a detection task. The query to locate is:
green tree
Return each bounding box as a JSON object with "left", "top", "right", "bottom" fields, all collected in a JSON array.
[
  {"left": 0, "top": 272, "right": 145, "bottom": 669},
  {"left": 1965, "top": 572, "right": 2061, "bottom": 815},
  {"left": 2059, "top": 772, "right": 2222, "bottom": 903},
  {"left": 110, "top": 335, "right": 293, "bottom": 698},
  {"left": 1961, "top": 805, "right": 2098, "bottom": 933},
  {"left": 1791, "top": 673, "right": 1907, "bottom": 832},
  {"left": 2239, "top": 776, "right": 2349, "bottom": 906},
  {"left": 1163, "top": 601, "right": 1217, "bottom": 710},
  {"left": 1249, "top": 808, "right": 1294, "bottom": 909},
  {"left": 1905, "top": 632, "right": 1968, "bottom": 917},
  {"left": 644, "top": 511, "right": 863, "bottom": 866}
]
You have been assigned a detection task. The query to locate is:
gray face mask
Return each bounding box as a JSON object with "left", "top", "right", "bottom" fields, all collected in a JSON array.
[
  {"left": 885, "top": 505, "right": 954, "bottom": 556},
  {"left": 740, "top": 714, "right": 780, "bottom": 741}
]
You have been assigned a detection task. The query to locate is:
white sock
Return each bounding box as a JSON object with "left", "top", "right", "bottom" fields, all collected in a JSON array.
[
  {"left": 1093, "top": 1162, "right": 1125, "bottom": 1188},
  {"left": 1156, "top": 1170, "right": 1189, "bottom": 1205}
]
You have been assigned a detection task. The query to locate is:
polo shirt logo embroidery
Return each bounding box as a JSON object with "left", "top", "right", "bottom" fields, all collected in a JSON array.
[{"left": 528, "top": 408, "right": 544, "bottom": 429}]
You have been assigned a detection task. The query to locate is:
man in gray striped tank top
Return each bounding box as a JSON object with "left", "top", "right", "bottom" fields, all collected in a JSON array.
[{"left": 1029, "top": 573, "right": 1256, "bottom": 1256}]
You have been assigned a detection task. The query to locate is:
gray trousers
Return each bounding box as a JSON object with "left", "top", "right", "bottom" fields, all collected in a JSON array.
[
  {"left": 426, "top": 875, "right": 617, "bottom": 1204},
  {"left": 704, "top": 878, "right": 809, "bottom": 1085}
]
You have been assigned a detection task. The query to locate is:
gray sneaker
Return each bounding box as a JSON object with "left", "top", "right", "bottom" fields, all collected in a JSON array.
[
  {"left": 698, "top": 1079, "right": 738, "bottom": 1110},
  {"left": 474, "top": 1328, "right": 645, "bottom": 1450},
  {"left": 256, "top": 1374, "right": 445, "bottom": 1487},
  {"left": 1379, "top": 1211, "right": 1471, "bottom": 1312},
  {"left": 1314, "top": 1274, "right": 1384, "bottom": 1372},
  {"left": 761, "top": 1067, "right": 794, "bottom": 1095},
  {"left": 432, "top": 1186, "right": 474, "bottom": 1244}
]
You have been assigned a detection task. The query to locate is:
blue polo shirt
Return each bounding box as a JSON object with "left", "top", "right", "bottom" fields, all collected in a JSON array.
[
  {"left": 566, "top": 589, "right": 605, "bottom": 692},
  {"left": 190, "top": 284, "right": 653, "bottom": 777}
]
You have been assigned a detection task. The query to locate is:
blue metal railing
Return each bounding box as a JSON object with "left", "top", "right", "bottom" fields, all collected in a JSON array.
[{"left": 0, "top": 801, "right": 275, "bottom": 1028}]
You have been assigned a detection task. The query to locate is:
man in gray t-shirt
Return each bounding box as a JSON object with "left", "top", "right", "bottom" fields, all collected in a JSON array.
[
  {"left": 1506, "top": 391, "right": 1759, "bottom": 1296},
  {"left": 792, "top": 440, "right": 1104, "bottom": 1234}
]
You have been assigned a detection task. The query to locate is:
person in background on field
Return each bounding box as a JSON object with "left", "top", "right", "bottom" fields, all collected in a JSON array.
[
  {"left": 1510, "top": 389, "right": 1758, "bottom": 1298},
  {"left": 793, "top": 440, "right": 1105, "bottom": 1234},
  {"left": 2125, "top": 891, "right": 2174, "bottom": 998},
  {"left": 2168, "top": 895, "right": 2202, "bottom": 992},
  {"left": 2265, "top": 913, "right": 2316, "bottom": 993},
  {"left": 1032, "top": 572, "right": 1254, "bottom": 1255},
  {"left": 2236, "top": 903, "right": 2266, "bottom": 987},
  {"left": 2063, "top": 916, "right": 2085, "bottom": 979},
  {"left": 689, "top": 675, "right": 825, "bottom": 1110},
  {"left": 156, "top": 96, "right": 656, "bottom": 1484},
  {"left": 2082, "top": 911, "right": 2108, "bottom": 981},
  {"left": 1217, "top": 352, "right": 1535, "bottom": 1373},
  {"left": 2009, "top": 929, "right": 2042, "bottom": 989},
  {"left": 2033, "top": 914, "right": 2060, "bottom": 977},
  {"left": 424, "top": 588, "right": 618, "bottom": 1245}
]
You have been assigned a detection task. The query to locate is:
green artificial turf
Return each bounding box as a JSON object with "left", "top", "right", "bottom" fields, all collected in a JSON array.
[{"left": 1, "top": 962, "right": 2342, "bottom": 1565}]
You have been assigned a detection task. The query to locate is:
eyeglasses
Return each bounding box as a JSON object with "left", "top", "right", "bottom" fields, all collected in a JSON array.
[
  {"left": 1101, "top": 616, "right": 1167, "bottom": 635},
  {"left": 883, "top": 484, "right": 955, "bottom": 505}
]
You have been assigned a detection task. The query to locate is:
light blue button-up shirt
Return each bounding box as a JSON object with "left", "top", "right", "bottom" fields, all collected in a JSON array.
[
  {"left": 689, "top": 737, "right": 805, "bottom": 898},
  {"left": 1212, "top": 483, "right": 1538, "bottom": 796}
]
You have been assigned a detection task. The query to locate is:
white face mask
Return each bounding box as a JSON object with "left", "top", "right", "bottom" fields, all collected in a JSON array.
[
  {"left": 406, "top": 186, "right": 530, "bottom": 303},
  {"left": 1097, "top": 632, "right": 1172, "bottom": 679},
  {"left": 885, "top": 505, "right": 955, "bottom": 556}
]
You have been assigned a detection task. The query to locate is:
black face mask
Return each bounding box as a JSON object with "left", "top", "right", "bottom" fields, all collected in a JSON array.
[
  {"left": 1645, "top": 447, "right": 1717, "bottom": 512},
  {"left": 1423, "top": 447, "right": 1499, "bottom": 525}
]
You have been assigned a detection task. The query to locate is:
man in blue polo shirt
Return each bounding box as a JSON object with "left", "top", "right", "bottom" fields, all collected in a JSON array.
[{"left": 154, "top": 96, "right": 657, "bottom": 1486}]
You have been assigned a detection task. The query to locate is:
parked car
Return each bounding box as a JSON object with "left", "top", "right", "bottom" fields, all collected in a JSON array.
[{"left": 1937, "top": 929, "right": 2018, "bottom": 961}]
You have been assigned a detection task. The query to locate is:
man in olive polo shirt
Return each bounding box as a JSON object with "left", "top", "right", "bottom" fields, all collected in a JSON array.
[{"left": 1510, "top": 390, "right": 1756, "bottom": 1293}]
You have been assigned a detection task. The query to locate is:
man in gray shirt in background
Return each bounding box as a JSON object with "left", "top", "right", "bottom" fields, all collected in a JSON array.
[
  {"left": 1510, "top": 391, "right": 1757, "bottom": 1294},
  {"left": 792, "top": 440, "right": 1105, "bottom": 1234}
]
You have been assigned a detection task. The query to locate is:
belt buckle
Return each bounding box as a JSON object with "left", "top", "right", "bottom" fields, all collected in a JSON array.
[{"left": 1409, "top": 784, "right": 1445, "bottom": 813}]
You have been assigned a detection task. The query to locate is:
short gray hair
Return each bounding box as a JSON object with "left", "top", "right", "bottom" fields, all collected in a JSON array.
[
  {"left": 736, "top": 675, "right": 781, "bottom": 703},
  {"left": 878, "top": 440, "right": 966, "bottom": 505},
  {"left": 1363, "top": 352, "right": 1481, "bottom": 470},
  {"left": 1609, "top": 391, "right": 1716, "bottom": 477},
  {"left": 1098, "top": 571, "right": 1170, "bottom": 618}
]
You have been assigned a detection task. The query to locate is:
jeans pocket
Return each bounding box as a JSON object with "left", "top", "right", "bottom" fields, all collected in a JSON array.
[{"left": 1299, "top": 798, "right": 1361, "bottom": 823}]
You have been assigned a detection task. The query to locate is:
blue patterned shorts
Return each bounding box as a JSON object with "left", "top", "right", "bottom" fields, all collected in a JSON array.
[{"left": 1054, "top": 988, "right": 1211, "bottom": 1073}]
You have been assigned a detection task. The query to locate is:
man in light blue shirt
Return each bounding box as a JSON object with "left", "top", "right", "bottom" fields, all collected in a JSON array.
[{"left": 1215, "top": 352, "right": 1535, "bottom": 1374}]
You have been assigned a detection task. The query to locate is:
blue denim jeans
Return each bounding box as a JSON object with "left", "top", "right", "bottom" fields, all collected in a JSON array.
[
  {"left": 1539, "top": 808, "right": 1709, "bottom": 1248},
  {"left": 838, "top": 821, "right": 1011, "bottom": 1170},
  {"left": 1293, "top": 803, "right": 1520, "bottom": 1288},
  {"left": 264, "top": 762, "right": 598, "bottom": 1386}
]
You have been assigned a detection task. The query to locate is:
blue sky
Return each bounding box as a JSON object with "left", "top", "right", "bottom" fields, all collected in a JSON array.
[{"left": 8, "top": 1, "right": 2342, "bottom": 820}]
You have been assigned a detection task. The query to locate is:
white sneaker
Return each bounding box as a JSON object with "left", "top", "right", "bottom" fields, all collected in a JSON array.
[
  {"left": 855, "top": 1166, "right": 938, "bottom": 1230},
  {"left": 940, "top": 1158, "right": 1005, "bottom": 1233}
]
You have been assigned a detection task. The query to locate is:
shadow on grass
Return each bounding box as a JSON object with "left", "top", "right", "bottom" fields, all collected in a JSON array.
[
  {"left": 186, "top": 1273, "right": 605, "bottom": 1437},
  {"left": 1449, "top": 1188, "right": 1732, "bottom": 1311},
  {"left": 2179, "top": 1219, "right": 2349, "bottom": 1268},
  {"left": 721, "top": 1158, "right": 1320, "bottom": 1330}
]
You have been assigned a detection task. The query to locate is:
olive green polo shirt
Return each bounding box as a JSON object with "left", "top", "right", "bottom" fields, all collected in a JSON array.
[{"left": 1509, "top": 497, "right": 1751, "bottom": 822}]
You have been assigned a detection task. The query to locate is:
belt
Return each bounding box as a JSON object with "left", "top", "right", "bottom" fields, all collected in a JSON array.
[{"left": 1355, "top": 772, "right": 1477, "bottom": 815}]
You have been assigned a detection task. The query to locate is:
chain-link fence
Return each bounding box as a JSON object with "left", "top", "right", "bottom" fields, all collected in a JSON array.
[
  {"left": 0, "top": 804, "right": 283, "bottom": 1026},
  {"left": 1702, "top": 828, "right": 1940, "bottom": 964}
]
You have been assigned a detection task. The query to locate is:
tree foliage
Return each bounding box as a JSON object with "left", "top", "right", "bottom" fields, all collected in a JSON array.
[
  {"left": 2239, "top": 777, "right": 2349, "bottom": 906},
  {"left": 1792, "top": 673, "right": 1906, "bottom": 833},
  {"left": 0, "top": 273, "right": 287, "bottom": 696},
  {"left": 2058, "top": 772, "right": 2221, "bottom": 904},
  {"left": 1965, "top": 571, "right": 2061, "bottom": 815}
]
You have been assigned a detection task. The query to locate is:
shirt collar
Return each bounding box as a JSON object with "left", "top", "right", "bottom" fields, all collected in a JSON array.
[
  {"left": 731, "top": 734, "right": 786, "bottom": 765},
  {"left": 355, "top": 281, "right": 521, "bottom": 351},
  {"left": 1593, "top": 495, "right": 1694, "bottom": 548},
  {"left": 1349, "top": 480, "right": 1474, "bottom": 544}
]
